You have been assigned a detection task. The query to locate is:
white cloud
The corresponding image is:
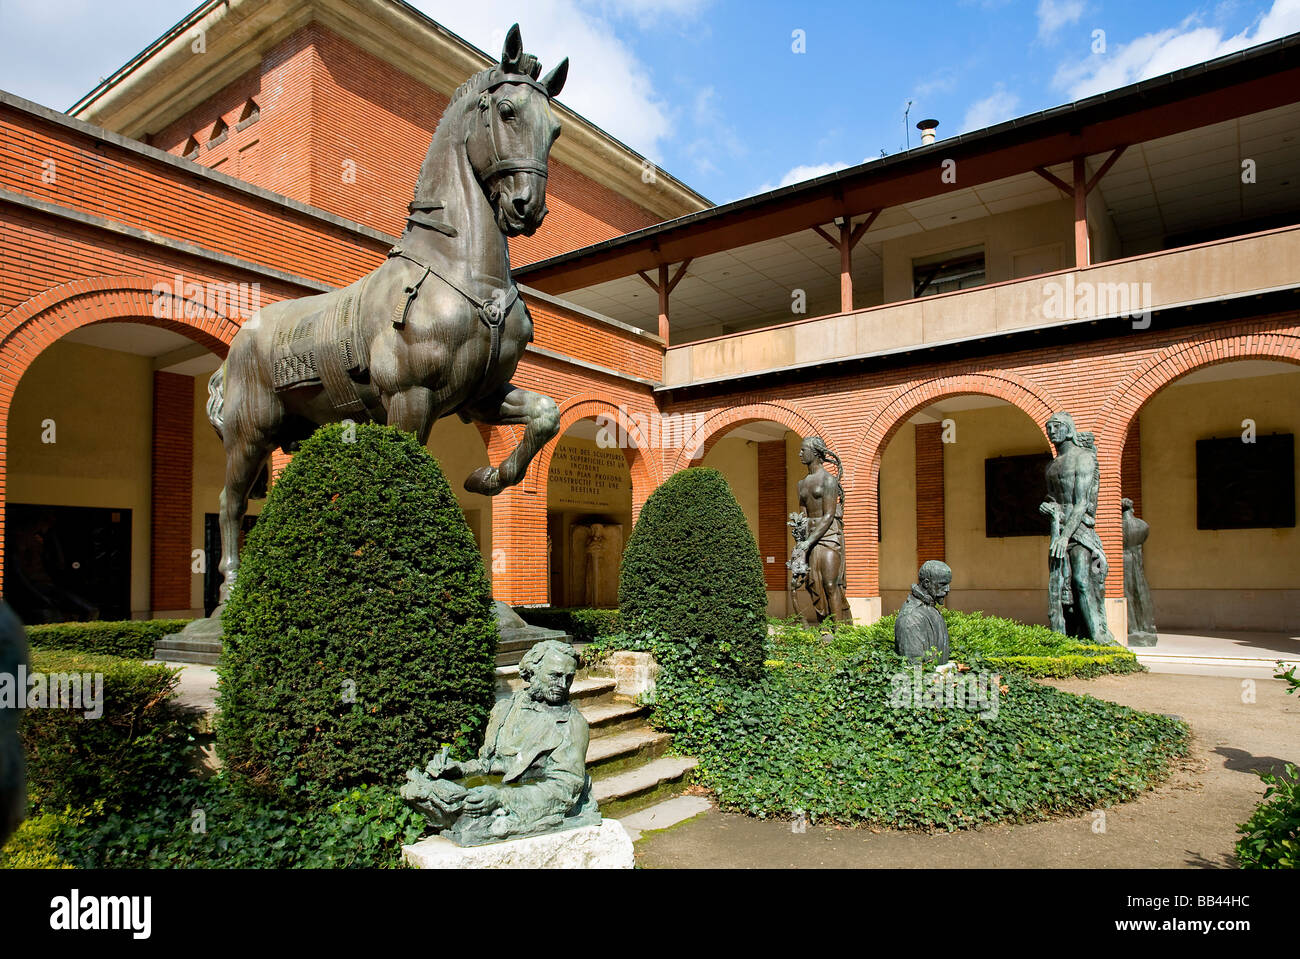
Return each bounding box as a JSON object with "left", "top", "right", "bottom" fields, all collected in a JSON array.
[
  {"left": 1053, "top": 0, "right": 1300, "bottom": 100},
  {"left": 588, "top": 0, "right": 712, "bottom": 30},
  {"left": 756, "top": 161, "right": 851, "bottom": 195},
  {"left": 414, "top": 0, "right": 692, "bottom": 159},
  {"left": 1037, "top": 0, "right": 1085, "bottom": 41},
  {"left": 682, "top": 85, "right": 746, "bottom": 176},
  {"left": 959, "top": 87, "right": 1021, "bottom": 133}
]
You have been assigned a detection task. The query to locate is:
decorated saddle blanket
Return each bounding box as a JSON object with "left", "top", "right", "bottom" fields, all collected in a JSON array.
[{"left": 270, "top": 279, "right": 372, "bottom": 415}]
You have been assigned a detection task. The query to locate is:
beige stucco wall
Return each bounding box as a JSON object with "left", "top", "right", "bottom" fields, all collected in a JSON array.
[
  {"left": 941, "top": 405, "right": 1052, "bottom": 624},
  {"left": 8, "top": 341, "right": 154, "bottom": 615},
  {"left": 702, "top": 436, "right": 759, "bottom": 538},
  {"left": 882, "top": 199, "right": 1074, "bottom": 302},
  {"left": 426, "top": 415, "right": 494, "bottom": 571},
  {"left": 1140, "top": 369, "right": 1300, "bottom": 630}
]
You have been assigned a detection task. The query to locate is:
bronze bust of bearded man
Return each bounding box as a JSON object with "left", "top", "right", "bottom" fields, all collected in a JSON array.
[
  {"left": 894, "top": 560, "right": 952, "bottom": 665},
  {"left": 401, "top": 639, "right": 599, "bottom": 846}
]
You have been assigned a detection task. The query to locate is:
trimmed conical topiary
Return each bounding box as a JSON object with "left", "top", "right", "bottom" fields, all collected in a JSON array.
[
  {"left": 215, "top": 423, "right": 497, "bottom": 796},
  {"left": 619, "top": 467, "right": 767, "bottom": 680}
]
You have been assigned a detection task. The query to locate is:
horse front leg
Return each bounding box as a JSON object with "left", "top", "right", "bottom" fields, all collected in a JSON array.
[
  {"left": 218, "top": 439, "right": 270, "bottom": 605},
  {"left": 386, "top": 386, "right": 437, "bottom": 444},
  {"left": 462, "top": 384, "right": 559, "bottom": 495}
]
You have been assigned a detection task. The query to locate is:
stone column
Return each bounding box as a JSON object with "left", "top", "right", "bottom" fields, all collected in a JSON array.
[
  {"left": 150, "top": 372, "right": 194, "bottom": 616},
  {"left": 490, "top": 486, "right": 548, "bottom": 606},
  {"left": 915, "top": 422, "right": 945, "bottom": 566},
  {"left": 757, "top": 440, "right": 787, "bottom": 592}
]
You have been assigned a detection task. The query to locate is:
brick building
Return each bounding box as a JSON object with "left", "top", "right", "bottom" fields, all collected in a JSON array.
[{"left": 1, "top": 0, "right": 1296, "bottom": 636}]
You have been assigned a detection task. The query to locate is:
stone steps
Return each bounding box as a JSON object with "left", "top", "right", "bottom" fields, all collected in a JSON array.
[
  {"left": 581, "top": 700, "right": 652, "bottom": 739},
  {"left": 152, "top": 638, "right": 221, "bottom": 665},
  {"left": 585, "top": 727, "right": 672, "bottom": 776},
  {"left": 592, "top": 756, "right": 699, "bottom": 819}
]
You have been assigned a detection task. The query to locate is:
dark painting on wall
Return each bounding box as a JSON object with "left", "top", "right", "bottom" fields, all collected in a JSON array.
[
  {"left": 4, "top": 504, "right": 132, "bottom": 624},
  {"left": 1196, "top": 433, "right": 1296, "bottom": 530},
  {"left": 985, "top": 453, "right": 1053, "bottom": 537}
]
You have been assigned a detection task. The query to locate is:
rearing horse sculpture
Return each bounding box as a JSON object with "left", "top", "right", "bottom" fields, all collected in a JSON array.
[{"left": 206, "top": 24, "right": 568, "bottom": 602}]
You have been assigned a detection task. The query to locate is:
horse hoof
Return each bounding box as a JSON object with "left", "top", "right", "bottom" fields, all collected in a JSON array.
[{"left": 465, "top": 467, "right": 502, "bottom": 496}]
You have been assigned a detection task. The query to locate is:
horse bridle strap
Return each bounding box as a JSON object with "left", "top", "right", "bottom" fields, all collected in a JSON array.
[
  {"left": 387, "top": 248, "right": 518, "bottom": 380},
  {"left": 476, "top": 72, "right": 551, "bottom": 182}
]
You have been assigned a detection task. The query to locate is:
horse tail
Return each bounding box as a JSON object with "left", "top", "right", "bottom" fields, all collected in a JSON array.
[{"left": 206, "top": 362, "right": 226, "bottom": 439}]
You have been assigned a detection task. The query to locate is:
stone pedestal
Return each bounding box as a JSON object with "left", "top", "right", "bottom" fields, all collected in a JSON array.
[
  {"left": 607, "top": 651, "right": 659, "bottom": 700},
  {"left": 154, "top": 612, "right": 223, "bottom": 665},
  {"left": 493, "top": 601, "right": 568, "bottom": 667},
  {"left": 1127, "top": 631, "right": 1159, "bottom": 648},
  {"left": 1104, "top": 597, "right": 1128, "bottom": 646},
  {"left": 402, "top": 818, "right": 634, "bottom": 869},
  {"left": 847, "top": 596, "right": 880, "bottom": 624}
]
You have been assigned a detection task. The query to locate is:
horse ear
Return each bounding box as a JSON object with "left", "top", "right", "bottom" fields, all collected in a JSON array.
[
  {"left": 542, "top": 57, "right": 568, "bottom": 98},
  {"left": 501, "top": 23, "right": 523, "bottom": 72}
]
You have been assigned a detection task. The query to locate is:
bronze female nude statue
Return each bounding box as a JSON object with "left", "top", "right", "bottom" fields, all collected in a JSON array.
[{"left": 789, "top": 436, "right": 852, "bottom": 627}]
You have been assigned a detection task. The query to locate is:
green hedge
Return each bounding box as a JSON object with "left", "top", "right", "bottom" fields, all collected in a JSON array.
[
  {"left": 804, "top": 609, "right": 1143, "bottom": 679},
  {"left": 217, "top": 423, "right": 497, "bottom": 797},
  {"left": 20, "top": 650, "right": 197, "bottom": 813},
  {"left": 619, "top": 468, "right": 767, "bottom": 681},
  {"left": 514, "top": 606, "right": 621, "bottom": 643},
  {"left": 26, "top": 619, "right": 193, "bottom": 659},
  {"left": 1, "top": 778, "right": 423, "bottom": 869}
]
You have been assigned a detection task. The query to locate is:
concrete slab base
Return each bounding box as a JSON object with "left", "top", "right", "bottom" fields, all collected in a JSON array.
[{"left": 402, "top": 818, "right": 634, "bottom": 869}]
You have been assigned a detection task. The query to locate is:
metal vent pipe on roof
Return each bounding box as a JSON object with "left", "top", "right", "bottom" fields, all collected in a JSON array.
[{"left": 916, "top": 119, "right": 939, "bottom": 146}]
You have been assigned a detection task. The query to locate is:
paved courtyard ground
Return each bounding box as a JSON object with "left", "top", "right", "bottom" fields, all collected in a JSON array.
[{"left": 633, "top": 671, "right": 1299, "bottom": 868}]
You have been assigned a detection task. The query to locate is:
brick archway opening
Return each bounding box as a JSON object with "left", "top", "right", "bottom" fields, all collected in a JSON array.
[
  {"left": 1095, "top": 330, "right": 1300, "bottom": 626},
  {"left": 0, "top": 278, "right": 239, "bottom": 616},
  {"left": 522, "top": 398, "right": 659, "bottom": 610},
  {"left": 844, "top": 372, "right": 1063, "bottom": 610}
]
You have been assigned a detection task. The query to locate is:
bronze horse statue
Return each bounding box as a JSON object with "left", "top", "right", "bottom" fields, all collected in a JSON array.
[{"left": 206, "top": 24, "right": 567, "bottom": 602}]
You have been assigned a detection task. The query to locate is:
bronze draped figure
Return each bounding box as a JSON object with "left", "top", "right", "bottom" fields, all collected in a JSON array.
[
  {"left": 1038, "top": 412, "right": 1118, "bottom": 645},
  {"left": 205, "top": 25, "right": 568, "bottom": 602}
]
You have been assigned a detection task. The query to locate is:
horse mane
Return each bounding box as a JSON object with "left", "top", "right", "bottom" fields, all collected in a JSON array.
[{"left": 412, "top": 66, "right": 499, "bottom": 201}]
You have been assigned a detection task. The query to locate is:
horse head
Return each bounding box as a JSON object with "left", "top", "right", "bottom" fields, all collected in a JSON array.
[{"left": 465, "top": 24, "right": 568, "bottom": 237}]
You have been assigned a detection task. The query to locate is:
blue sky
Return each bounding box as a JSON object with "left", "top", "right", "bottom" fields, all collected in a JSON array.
[{"left": 2, "top": 0, "right": 1297, "bottom": 203}]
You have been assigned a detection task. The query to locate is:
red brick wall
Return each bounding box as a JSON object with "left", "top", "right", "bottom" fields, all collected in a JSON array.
[
  {"left": 915, "top": 422, "right": 945, "bottom": 566},
  {"left": 150, "top": 371, "right": 194, "bottom": 611},
  {"left": 525, "top": 296, "right": 662, "bottom": 381},
  {"left": 0, "top": 100, "right": 390, "bottom": 304},
  {"left": 150, "top": 23, "right": 664, "bottom": 259},
  {"left": 757, "top": 440, "right": 787, "bottom": 590},
  {"left": 1121, "top": 417, "right": 1142, "bottom": 517}
]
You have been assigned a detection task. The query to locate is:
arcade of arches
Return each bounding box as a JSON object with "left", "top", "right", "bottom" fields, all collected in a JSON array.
[{"left": 4, "top": 307, "right": 1298, "bottom": 634}]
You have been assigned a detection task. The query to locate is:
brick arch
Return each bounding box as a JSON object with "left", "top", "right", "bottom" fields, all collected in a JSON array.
[
  {"left": 667, "top": 401, "right": 831, "bottom": 476},
  {"left": 524, "top": 396, "right": 661, "bottom": 520},
  {"left": 842, "top": 370, "right": 1063, "bottom": 597},
  {"left": 0, "top": 276, "right": 240, "bottom": 592},
  {"left": 1093, "top": 327, "right": 1300, "bottom": 595}
]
